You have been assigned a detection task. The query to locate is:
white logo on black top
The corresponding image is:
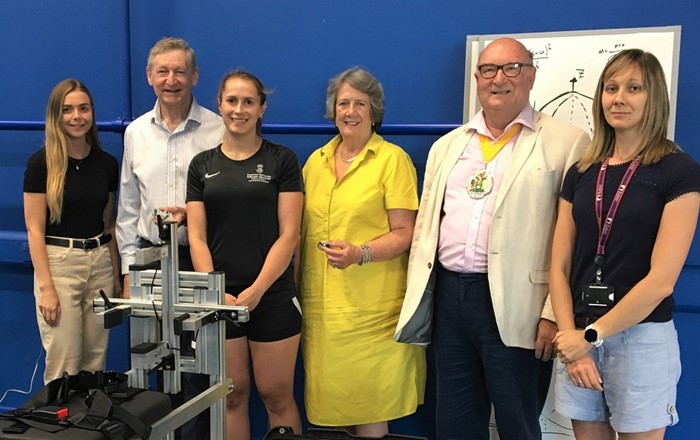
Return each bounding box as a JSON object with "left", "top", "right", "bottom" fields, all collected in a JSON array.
[
  {"left": 204, "top": 171, "right": 221, "bottom": 179},
  {"left": 247, "top": 163, "right": 271, "bottom": 183}
]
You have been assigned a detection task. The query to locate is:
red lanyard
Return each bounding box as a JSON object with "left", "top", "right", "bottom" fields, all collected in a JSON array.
[{"left": 593, "top": 156, "right": 640, "bottom": 281}]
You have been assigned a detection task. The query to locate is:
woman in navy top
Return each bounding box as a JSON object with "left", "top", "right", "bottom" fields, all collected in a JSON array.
[{"left": 550, "top": 50, "right": 700, "bottom": 439}]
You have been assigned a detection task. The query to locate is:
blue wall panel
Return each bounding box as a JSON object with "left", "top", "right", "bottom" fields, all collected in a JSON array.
[{"left": 1, "top": 0, "right": 699, "bottom": 438}]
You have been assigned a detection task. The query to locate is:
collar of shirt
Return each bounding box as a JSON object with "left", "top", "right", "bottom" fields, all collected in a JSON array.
[
  {"left": 151, "top": 95, "right": 203, "bottom": 133},
  {"left": 320, "top": 131, "right": 383, "bottom": 163},
  {"left": 464, "top": 104, "right": 535, "bottom": 139}
]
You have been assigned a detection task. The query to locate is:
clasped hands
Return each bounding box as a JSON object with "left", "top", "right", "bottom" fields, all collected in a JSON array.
[
  {"left": 225, "top": 285, "right": 263, "bottom": 312},
  {"left": 554, "top": 328, "right": 603, "bottom": 391}
]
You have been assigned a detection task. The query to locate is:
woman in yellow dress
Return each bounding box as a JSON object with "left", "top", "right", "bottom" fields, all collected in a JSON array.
[{"left": 299, "top": 67, "right": 426, "bottom": 437}]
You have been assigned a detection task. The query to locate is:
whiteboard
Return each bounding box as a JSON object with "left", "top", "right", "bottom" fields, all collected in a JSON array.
[{"left": 464, "top": 26, "right": 681, "bottom": 140}]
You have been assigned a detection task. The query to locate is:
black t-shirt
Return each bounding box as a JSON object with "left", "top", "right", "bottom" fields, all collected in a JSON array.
[
  {"left": 561, "top": 151, "right": 700, "bottom": 322},
  {"left": 23, "top": 147, "right": 119, "bottom": 238},
  {"left": 186, "top": 140, "right": 302, "bottom": 297}
]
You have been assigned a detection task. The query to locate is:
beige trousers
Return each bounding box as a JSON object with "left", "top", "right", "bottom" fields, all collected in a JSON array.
[{"left": 35, "top": 243, "right": 113, "bottom": 383}]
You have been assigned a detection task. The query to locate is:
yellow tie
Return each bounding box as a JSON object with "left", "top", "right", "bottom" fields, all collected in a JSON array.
[{"left": 479, "top": 124, "right": 522, "bottom": 163}]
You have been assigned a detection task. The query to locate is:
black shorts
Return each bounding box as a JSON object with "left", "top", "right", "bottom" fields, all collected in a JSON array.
[{"left": 226, "top": 292, "right": 302, "bottom": 342}]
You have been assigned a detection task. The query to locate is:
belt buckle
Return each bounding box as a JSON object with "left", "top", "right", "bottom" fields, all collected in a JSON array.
[{"left": 82, "top": 238, "right": 96, "bottom": 250}]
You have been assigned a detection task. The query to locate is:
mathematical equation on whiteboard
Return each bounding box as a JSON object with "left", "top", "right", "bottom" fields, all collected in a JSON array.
[
  {"left": 598, "top": 43, "right": 627, "bottom": 55},
  {"left": 528, "top": 43, "right": 627, "bottom": 61}
]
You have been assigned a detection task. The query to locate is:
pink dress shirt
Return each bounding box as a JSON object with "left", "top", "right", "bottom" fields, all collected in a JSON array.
[{"left": 438, "top": 106, "right": 535, "bottom": 273}]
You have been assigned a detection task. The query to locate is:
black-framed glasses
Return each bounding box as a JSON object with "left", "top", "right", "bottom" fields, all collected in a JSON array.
[{"left": 477, "top": 62, "right": 534, "bottom": 79}]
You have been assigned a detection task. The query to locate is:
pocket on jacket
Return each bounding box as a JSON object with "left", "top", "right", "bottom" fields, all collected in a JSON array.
[
  {"left": 527, "top": 168, "right": 557, "bottom": 192},
  {"left": 529, "top": 269, "right": 549, "bottom": 284}
]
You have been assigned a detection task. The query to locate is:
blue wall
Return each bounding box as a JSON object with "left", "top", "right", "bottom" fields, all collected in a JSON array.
[{"left": 1, "top": 1, "right": 699, "bottom": 438}]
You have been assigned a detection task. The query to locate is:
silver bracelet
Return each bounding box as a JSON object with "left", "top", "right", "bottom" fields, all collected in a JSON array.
[{"left": 359, "top": 244, "right": 372, "bottom": 266}]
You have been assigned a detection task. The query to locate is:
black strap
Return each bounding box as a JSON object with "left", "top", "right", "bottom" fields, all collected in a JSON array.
[
  {"left": 109, "top": 397, "right": 152, "bottom": 439},
  {"left": 68, "top": 390, "right": 112, "bottom": 430},
  {"left": 0, "top": 410, "right": 65, "bottom": 433},
  {"left": 0, "top": 371, "right": 144, "bottom": 438},
  {"left": 13, "top": 370, "right": 127, "bottom": 410},
  {"left": 2, "top": 421, "right": 30, "bottom": 434},
  {"left": 69, "top": 390, "right": 150, "bottom": 439}
]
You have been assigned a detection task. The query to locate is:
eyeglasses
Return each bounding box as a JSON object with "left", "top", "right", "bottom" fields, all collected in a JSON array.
[{"left": 477, "top": 62, "right": 534, "bottom": 79}]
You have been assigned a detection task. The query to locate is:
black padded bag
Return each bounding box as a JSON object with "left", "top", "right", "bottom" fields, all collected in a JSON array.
[{"left": 0, "top": 371, "right": 170, "bottom": 440}]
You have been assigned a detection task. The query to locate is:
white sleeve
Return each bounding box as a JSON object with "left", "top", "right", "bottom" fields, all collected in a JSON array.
[{"left": 116, "top": 130, "right": 141, "bottom": 274}]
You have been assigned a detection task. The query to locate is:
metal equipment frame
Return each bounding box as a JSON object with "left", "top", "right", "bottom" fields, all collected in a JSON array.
[{"left": 94, "top": 221, "right": 248, "bottom": 439}]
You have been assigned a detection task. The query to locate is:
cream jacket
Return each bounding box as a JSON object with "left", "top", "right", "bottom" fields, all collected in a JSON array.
[{"left": 395, "top": 111, "right": 589, "bottom": 349}]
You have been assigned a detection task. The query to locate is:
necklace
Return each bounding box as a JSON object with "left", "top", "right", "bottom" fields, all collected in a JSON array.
[
  {"left": 68, "top": 157, "right": 85, "bottom": 170},
  {"left": 339, "top": 147, "right": 359, "bottom": 163}
]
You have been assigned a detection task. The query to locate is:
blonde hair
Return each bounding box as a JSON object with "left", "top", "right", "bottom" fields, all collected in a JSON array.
[
  {"left": 578, "top": 49, "right": 679, "bottom": 171},
  {"left": 45, "top": 79, "right": 101, "bottom": 224}
]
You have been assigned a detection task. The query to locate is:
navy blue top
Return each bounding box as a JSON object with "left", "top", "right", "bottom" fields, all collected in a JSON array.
[{"left": 561, "top": 151, "right": 700, "bottom": 322}]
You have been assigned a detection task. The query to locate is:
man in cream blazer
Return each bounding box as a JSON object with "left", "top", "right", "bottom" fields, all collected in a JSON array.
[{"left": 396, "top": 38, "right": 589, "bottom": 440}]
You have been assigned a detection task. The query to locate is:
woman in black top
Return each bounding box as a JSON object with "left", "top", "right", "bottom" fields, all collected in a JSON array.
[
  {"left": 187, "top": 70, "right": 303, "bottom": 439},
  {"left": 24, "top": 79, "right": 120, "bottom": 383}
]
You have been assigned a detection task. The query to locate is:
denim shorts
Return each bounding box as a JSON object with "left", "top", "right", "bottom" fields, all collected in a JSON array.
[{"left": 554, "top": 320, "right": 681, "bottom": 433}]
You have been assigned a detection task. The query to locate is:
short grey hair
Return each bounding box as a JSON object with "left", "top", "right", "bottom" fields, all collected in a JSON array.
[
  {"left": 147, "top": 37, "right": 197, "bottom": 73},
  {"left": 325, "top": 67, "right": 385, "bottom": 130}
]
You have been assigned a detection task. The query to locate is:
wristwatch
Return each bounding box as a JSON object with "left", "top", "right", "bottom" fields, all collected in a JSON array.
[{"left": 584, "top": 325, "right": 604, "bottom": 347}]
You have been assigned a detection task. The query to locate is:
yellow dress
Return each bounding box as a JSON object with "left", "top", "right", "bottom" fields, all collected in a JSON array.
[{"left": 300, "top": 133, "right": 426, "bottom": 426}]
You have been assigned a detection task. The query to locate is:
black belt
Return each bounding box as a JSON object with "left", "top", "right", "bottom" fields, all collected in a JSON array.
[
  {"left": 574, "top": 314, "right": 599, "bottom": 329},
  {"left": 45, "top": 233, "right": 111, "bottom": 251}
]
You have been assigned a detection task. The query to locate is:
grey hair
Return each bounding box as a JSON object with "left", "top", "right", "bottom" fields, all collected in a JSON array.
[
  {"left": 325, "top": 67, "right": 385, "bottom": 130},
  {"left": 147, "top": 37, "right": 197, "bottom": 73}
]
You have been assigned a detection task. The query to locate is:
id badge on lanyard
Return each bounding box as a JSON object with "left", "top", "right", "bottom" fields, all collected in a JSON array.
[{"left": 581, "top": 156, "right": 640, "bottom": 310}]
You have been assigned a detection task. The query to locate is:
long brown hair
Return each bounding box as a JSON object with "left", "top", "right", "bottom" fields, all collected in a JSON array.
[
  {"left": 45, "top": 79, "right": 101, "bottom": 224},
  {"left": 578, "top": 49, "right": 679, "bottom": 171}
]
